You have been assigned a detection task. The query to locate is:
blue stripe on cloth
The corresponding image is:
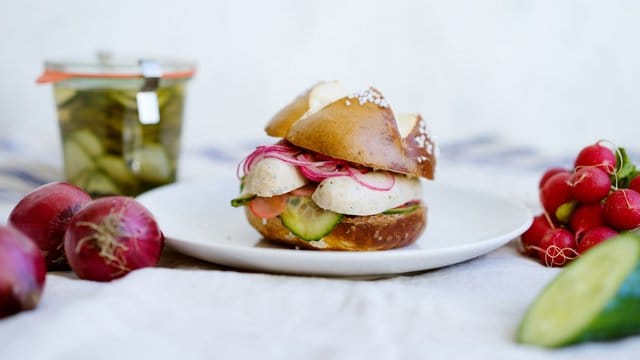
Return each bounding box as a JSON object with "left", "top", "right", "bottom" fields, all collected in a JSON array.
[
  {"left": 199, "top": 147, "right": 237, "bottom": 163},
  {"left": 438, "top": 135, "right": 573, "bottom": 172},
  {"left": 438, "top": 135, "right": 499, "bottom": 157},
  {"left": 195, "top": 135, "right": 563, "bottom": 173},
  {"left": 0, "top": 168, "right": 50, "bottom": 187},
  {"left": 440, "top": 137, "right": 640, "bottom": 173},
  {"left": 0, "top": 138, "right": 18, "bottom": 151},
  {"left": 189, "top": 136, "right": 640, "bottom": 175},
  {"left": 0, "top": 189, "right": 20, "bottom": 203}
]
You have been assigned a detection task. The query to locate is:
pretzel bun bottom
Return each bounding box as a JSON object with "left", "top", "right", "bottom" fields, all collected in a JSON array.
[{"left": 245, "top": 205, "right": 427, "bottom": 251}]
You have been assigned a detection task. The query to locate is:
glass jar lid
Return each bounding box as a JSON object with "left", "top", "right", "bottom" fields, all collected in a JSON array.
[{"left": 37, "top": 54, "right": 196, "bottom": 84}]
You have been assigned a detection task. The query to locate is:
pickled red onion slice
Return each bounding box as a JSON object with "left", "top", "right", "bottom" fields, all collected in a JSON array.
[{"left": 238, "top": 142, "right": 395, "bottom": 191}]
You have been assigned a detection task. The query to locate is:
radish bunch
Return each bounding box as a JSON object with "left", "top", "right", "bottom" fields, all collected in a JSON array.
[{"left": 522, "top": 142, "right": 640, "bottom": 266}]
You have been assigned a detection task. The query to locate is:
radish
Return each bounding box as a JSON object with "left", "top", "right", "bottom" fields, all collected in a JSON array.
[
  {"left": 569, "top": 167, "right": 611, "bottom": 203},
  {"left": 603, "top": 189, "right": 640, "bottom": 230},
  {"left": 539, "top": 228, "right": 577, "bottom": 267},
  {"left": 248, "top": 195, "right": 288, "bottom": 219},
  {"left": 63, "top": 197, "right": 164, "bottom": 282},
  {"left": 521, "top": 215, "right": 554, "bottom": 257},
  {"left": 630, "top": 176, "right": 640, "bottom": 194},
  {"left": 539, "top": 168, "right": 570, "bottom": 189},
  {"left": 577, "top": 227, "right": 618, "bottom": 254},
  {"left": 290, "top": 184, "right": 317, "bottom": 197},
  {"left": 0, "top": 225, "right": 46, "bottom": 318},
  {"left": 569, "top": 203, "right": 605, "bottom": 238},
  {"left": 540, "top": 172, "right": 572, "bottom": 221},
  {"left": 8, "top": 182, "right": 92, "bottom": 270},
  {"left": 574, "top": 143, "right": 616, "bottom": 174}
]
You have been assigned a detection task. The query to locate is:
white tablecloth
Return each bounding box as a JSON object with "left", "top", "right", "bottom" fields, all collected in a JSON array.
[{"left": 1, "top": 135, "right": 639, "bottom": 359}]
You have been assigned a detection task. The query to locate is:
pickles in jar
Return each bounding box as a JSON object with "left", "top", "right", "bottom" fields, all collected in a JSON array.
[{"left": 55, "top": 84, "right": 186, "bottom": 197}]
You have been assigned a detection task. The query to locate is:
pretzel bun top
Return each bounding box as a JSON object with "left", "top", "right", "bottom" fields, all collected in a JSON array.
[{"left": 265, "top": 83, "right": 436, "bottom": 179}]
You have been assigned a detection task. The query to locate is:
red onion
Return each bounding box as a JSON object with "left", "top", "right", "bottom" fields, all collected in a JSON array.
[
  {"left": 0, "top": 225, "right": 46, "bottom": 318},
  {"left": 8, "top": 182, "right": 92, "bottom": 270},
  {"left": 238, "top": 141, "right": 395, "bottom": 191},
  {"left": 346, "top": 167, "right": 396, "bottom": 191},
  {"left": 63, "top": 196, "right": 164, "bottom": 282},
  {"left": 237, "top": 142, "right": 302, "bottom": 178}
]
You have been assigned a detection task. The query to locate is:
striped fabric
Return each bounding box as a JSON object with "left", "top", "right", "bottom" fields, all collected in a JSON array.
[{"left": 1, "top": 135, "right": 638, "bottom": 204}]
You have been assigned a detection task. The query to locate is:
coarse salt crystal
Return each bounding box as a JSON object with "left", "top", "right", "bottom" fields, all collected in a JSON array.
[{"left": 348, "top": 88, "right": 389, "bottom": 108}]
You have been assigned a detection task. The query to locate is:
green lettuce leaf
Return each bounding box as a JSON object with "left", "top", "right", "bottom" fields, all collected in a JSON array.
[{"left": 230, "top": 194, "right": 256, "bottom": 207}]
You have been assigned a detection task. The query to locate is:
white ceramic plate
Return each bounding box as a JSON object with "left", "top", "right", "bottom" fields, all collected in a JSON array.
[{"left": 138, "top": 178, "right": 532, "bottom": 277}]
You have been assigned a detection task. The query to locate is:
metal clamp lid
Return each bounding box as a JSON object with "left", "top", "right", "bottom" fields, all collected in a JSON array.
[{"left": 136, "top": 59, "right": 162, "bottom": 125}]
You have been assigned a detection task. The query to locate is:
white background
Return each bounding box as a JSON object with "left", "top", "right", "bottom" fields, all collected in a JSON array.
[
  {"left": 1, "top": 0, "right": 639, "bottom": 154},
  {"left": 3, "top": 3, "right": 640, "bottom": 358}
]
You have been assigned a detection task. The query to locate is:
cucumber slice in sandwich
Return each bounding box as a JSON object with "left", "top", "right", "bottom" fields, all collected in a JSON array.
[
  {"left": 383, "top": 204, "right": 419, "bottom": 215},
  {"left": 517, "top": 233, "right": 640, "bottom": 347},
  {"left": 280, "top": 196, "right": 342, "bottom": 241}
]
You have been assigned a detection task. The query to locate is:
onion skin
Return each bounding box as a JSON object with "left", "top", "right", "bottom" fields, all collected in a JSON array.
[
  {"left": 63, "top": 196, "right": 164, "bottom": 282},
  {"left": 8, "top": 182, "right": 91, "bottom": 270},
  {"left": 0, "top": 225, "right": 46, "bottom": 319}
]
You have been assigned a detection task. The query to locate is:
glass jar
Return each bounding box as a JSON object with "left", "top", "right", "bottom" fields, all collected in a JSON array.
[{"left": 37, "top": 57, "right": 196, "bottom": 197}]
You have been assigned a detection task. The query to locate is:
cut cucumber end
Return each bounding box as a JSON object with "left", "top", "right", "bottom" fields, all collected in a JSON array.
[{"left": 517, "top": 234, "right": 640, "bottom": 347}]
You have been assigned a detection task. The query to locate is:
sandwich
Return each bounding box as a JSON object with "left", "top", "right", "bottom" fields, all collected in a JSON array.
[{"left": 231, "top": 81, "right": 437, "bottom": 250}]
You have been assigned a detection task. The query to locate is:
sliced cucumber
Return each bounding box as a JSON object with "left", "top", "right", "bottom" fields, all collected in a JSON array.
[
  {"left": 383, "top": 204, "right": 419, "bottom": 215},
  {"left": 82, "top": 172, "right": 121, "bottom": 196},
  {"left": 131, "top": 144, "right": 173, "bottom": 184},
  {"left": 69, "top": 169, "right": 92, "bottom": 189},
  {"left": 53, "top": 87, "right": 76, "bottom": 106},
  {"left": 69, "top": 129, "right": 104, "bottom": 158},
  {"left": 62, "top": 129, "right": 106, "bottom": 183},
  {"left": 517, "top": 233, "right": 640, "bottom": 347},
  {"left": 280, "top": 196, "right": 342, "bottom": 241},
  {"left": 156, "top": 87, "right": 173, "bottom": 108},
  {"left": 110, "top": 90, "right": 138, "bottom": 109},
  {"left": 63, "top": 139, "right": 95, "bottom": 180},
  {"left": 96, "top": 155, "right": 137, "bottom": 189}
]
